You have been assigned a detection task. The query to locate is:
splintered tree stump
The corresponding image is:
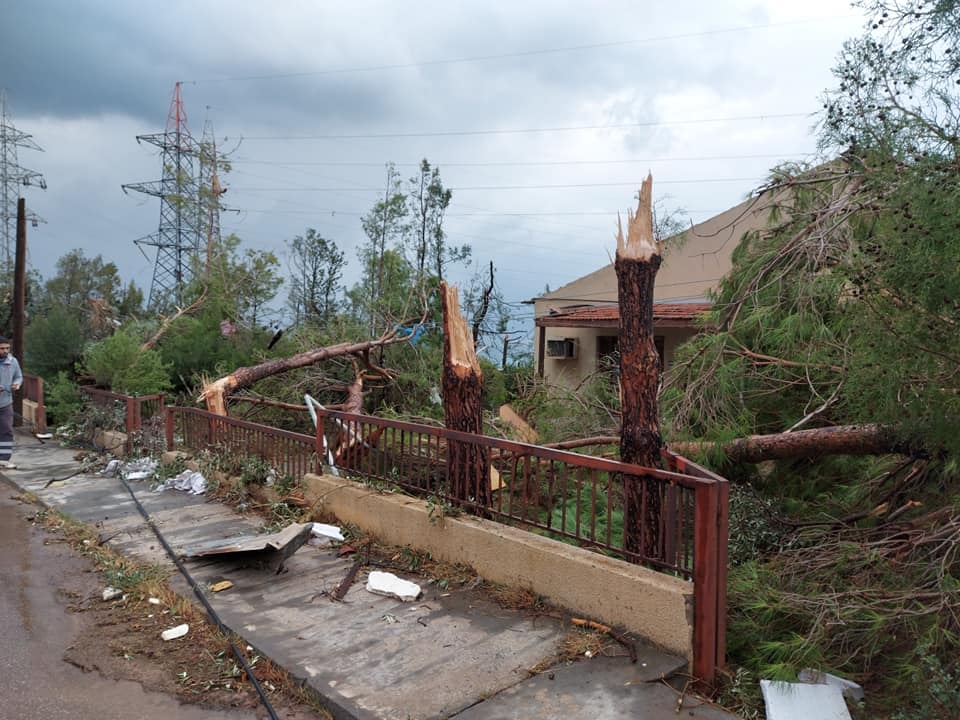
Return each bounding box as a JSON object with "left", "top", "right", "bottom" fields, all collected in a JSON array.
[
  {"left": 441, "top": 282, "right": 490, "bottom": 507},
  {"left": 615, "top": 173, "right": 664, "bottom": 560}
]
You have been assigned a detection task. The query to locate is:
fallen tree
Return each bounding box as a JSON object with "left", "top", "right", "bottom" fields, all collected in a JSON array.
[
  {"left": 543, "top": 424, "right": 924, "bottom": 463},
  {"left": 198, "top": 326, "right": 419, "bottom": 415}
]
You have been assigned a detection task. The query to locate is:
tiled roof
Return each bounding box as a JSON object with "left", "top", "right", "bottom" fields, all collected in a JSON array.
[{"left": 537, "top": 302, "right": 712, "bottom": 328}]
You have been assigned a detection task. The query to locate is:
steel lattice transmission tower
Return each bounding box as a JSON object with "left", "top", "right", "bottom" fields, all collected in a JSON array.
[
  {"left": 0, "top": 90, "right": 46, "bottom": 273},
  {"left": 198, "top": 113, "right": 226, "bottom": 274},
  {"left": 123, "top": 83, "right": 201, "bottom": 312}
]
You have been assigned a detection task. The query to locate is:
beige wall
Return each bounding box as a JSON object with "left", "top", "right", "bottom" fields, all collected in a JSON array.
[
  {"left": 534, "top": 193, "right": 774, "bottom": 384},
  {"left": 302, "top": 473, "right": 694, "bottom": 659},
  {"left": 537, "top": 326, "right": 695, "bottom": 386}
]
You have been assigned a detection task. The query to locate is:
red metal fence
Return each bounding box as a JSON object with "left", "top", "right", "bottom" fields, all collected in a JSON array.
[
  {"left": 167, "top": 406, "right": 319, "bottom": 482},
  {"left": 80, "top": 387, "right": 166, "bottom": 453},
  {"left": 160, "top": 403, "right": 726, "bottom": 685},
  {"left": 311, "top": 407, "right": 728, "bottom": 684}
]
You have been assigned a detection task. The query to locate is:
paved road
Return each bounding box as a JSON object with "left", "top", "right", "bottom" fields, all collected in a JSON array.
[{"left": 0, "top": 482, "right": 262, "bottom": 720}]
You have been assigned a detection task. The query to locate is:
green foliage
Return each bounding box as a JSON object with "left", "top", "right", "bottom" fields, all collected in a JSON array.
[
  {"left": 479, "top": 359, "right": 506, "bottom": 410},
  {"left": 158, "top": 312, "right": 265, "bottom": 393},
  {"left": 204, "top": 233, "right": 282, "bottom": 328},
  {"left": 24, "top": 305, "right": 84, "bottom": 378},
  {"left": 726, "top": 482, "right": 785, "bottom": 565},
  {"left": 664, "top": 6, "right": 960, "bottom": 716},
  {"left": 892, "top": 642, "right": 960, "bottom": 720},
  {"left": 286, "top": 228, "right": 346, "bottom": 325},
  {"left": 80, "top": 328, "right": 171, "bottom": 395},
  {"left": 548, "top": 492, "right": 623, "bottom": 547},
  {"left": 39, "top": 249, "right": 122, "bottom": 317},
  {"left": 44, "top": 371, "right": 83, "bottom": 426},
  {"left": 513, "top": 371, "right": 620, "bottom": 444}
]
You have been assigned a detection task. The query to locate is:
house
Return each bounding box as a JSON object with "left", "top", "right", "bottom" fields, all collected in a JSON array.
[{"left": 532, "top": 192, "right": 775, "bottom": 386}]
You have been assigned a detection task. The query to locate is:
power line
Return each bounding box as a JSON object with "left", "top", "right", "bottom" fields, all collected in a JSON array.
[
  {"left": 230, "top": 152, "right": 814, "bottom": 169},
  {"left": 196, "top": 15, "right": 859, "bottom": 83},
  {"left": 231, "top": 176, "right": 764, "bottom": 193},
  {"left": 240, "top": 112, "right": 811, "bottom": 141}
]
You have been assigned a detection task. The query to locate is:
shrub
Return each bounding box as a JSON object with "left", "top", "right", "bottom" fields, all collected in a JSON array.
[{"left": 80, "top": 329, "right": 171, "bottom": 395}]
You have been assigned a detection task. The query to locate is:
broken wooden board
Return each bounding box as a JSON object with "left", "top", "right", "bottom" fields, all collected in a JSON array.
[{"left": 182, "top": 522, "right": 313, "bottom": 574}]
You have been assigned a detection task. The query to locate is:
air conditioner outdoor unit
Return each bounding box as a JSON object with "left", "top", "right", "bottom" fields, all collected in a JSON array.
[{"left": 546, "top": 338, "right": 578, "bottom": 359}]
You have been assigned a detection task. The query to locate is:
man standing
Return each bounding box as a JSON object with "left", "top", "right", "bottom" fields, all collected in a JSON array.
[{"left": 0, "top": 337, "right": 22, "bottom": 470}]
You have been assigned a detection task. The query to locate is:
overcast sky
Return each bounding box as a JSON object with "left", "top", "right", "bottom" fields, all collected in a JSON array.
[{"left": 1, "top": 0, "right": 867, "bottom": 332}]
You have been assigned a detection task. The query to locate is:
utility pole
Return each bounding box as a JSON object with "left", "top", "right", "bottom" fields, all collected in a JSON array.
[{"left": 12, "top": 199, "right": 25, "bottom": 426}]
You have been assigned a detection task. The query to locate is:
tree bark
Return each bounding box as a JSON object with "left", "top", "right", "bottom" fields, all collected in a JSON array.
[
  {"left": 669, "top": 424, "right": 918, "bottom": 463},
  {"left": 615, "top": 174, "right": 663, "bottom": 559},
  {"left": 198, "top": 330, "right": 414, "bottom": 415},
  {"left": 441, "top": 282, "right": 490, "bottom": 507},
  {"left": 541, "top": 424, "right": 921, "bottom": 462}
]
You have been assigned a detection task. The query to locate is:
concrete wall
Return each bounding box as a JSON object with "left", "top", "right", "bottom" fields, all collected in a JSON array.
[{"left": 302, "top": 472, "right": 694, "bottom": 660}]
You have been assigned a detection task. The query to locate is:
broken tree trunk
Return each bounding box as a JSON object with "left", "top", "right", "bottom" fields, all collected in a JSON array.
[
  {"left": 441, "top": 282, "right": 490, "bottom": 507},
  {"left": 199, "top": 330, "right": 414, "bottom": 415},
  {"left": 668, "top": 423, "right": 920, "bottom": 463},
  {"left": 543, "top": 424, "right": 923, "bottom": 463},
  {"left": 615, "top": 173, "right": 663, "bottom": 560}
]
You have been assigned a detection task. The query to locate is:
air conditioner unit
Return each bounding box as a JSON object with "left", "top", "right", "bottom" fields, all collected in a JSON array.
[{"left": 546, "top": 338, "right": 578, "bottom": 359}]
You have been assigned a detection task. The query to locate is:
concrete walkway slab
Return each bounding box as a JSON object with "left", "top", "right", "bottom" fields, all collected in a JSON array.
[{"left": 3, "top": 434, "right": 740, "bottom": 720}]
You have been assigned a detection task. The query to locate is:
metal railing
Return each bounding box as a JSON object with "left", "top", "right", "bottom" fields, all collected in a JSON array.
[
  {"left": 311, "top": 407, "right": 727, "bottom": 685},
  {"left": 80, "top": 387, "right": 166, "bottom": 453},
  {"left": 161, "top": 402, "right": 726, "bottom": 685},
  {"left": 167, "top": 406, "right": 320, "bottom": 482}
]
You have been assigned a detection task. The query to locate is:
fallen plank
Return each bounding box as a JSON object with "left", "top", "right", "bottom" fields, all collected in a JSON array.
[{"left": 182, "top": 522, "right": 313, "bottom": 574}]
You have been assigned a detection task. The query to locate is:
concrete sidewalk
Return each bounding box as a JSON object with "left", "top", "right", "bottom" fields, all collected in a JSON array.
[{"left": 3, "top": 433, "right": 738, "bottom": 720}]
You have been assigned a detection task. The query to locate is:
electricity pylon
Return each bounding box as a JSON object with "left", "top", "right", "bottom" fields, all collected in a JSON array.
[
  {"left": 0, "top": 90, "right": 45, "bottom": 273},
  {"left": 123, "top": 83, "right": 201, "bottom": 312}
]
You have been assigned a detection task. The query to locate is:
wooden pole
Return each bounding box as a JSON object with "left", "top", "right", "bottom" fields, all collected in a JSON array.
[
  {"left": 13, "top": 198, "right": 26, "bottom": 427},
  {"left": 615, "top": 174, "right": 663, "bottom": 558}
]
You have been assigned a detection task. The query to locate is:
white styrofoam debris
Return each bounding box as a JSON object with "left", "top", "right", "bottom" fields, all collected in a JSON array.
[
  {"left": 147, "top": 597, "right": 161, "bottom": 605},
  {"left": 761, "top": 679, "right": 852, "bottom": 720},
  {"left": 798, "top": 669, "right": 864, "bottom": 702},
  {"left": 366, "top": 570, "right": 422, "bottom": 602},
  {"left": 155, "top": 470, "right": 207, "bottom": 495},
  {"left": 161, "top": 623, "right": 190, "bottom": 641},
  {"left": 311, "top": 523, "right": 345, "bottom": 542},
  {"left": 102, "top": 457, "right": 159, "bottom": 481},
  {"left": 102, "top": 586, "right": 123, "bottom": 601}
]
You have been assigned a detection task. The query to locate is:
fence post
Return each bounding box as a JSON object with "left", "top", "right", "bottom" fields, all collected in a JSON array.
[
  {"left": 165, "top": 406, "right": 175, "bottom": 452},
  {"left": 692, "top": 481, "right": 725, "bottom": 688}
]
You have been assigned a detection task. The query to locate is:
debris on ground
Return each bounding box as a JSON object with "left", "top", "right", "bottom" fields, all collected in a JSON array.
[
  {"left": 760, "top": 678, "right": 853, "bottom": 720},
  {"left": 310, "top": 522, "right": 345, "bottom": 543},
  {"left": 160, "top": 623, "right": 189, "bottom": 641},
  {"left": 209, "top": 580, "right": 234, "bottom": 593},
  {"left": 102, "top": 586, "right": 123, "bottom": 601},
  {"left": 101, "top": 457, "right": 159, "bottom": 481},
  {"left": 182, "top": 522, "right": 313, "bottom": 574},
  {"left": 154, "top": 469, "right": 207, "bottom": 495},
  {"left": 331, "top": 559, "right": 362, "bottom": 601},
  {"left": 797, "top": 668, "right": 864, "bottom": 703},
  {"left": 365, "top": 570, "right": 422, "bottom": 602}
]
